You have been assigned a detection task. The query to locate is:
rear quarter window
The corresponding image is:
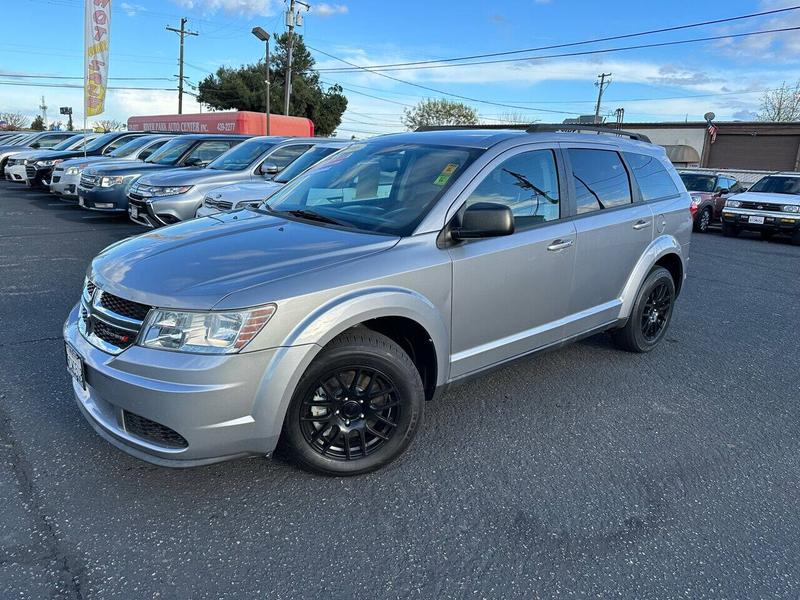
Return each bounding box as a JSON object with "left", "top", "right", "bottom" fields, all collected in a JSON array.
[{"left": 623, "top": 152, "right": 679, "bottom": 201}]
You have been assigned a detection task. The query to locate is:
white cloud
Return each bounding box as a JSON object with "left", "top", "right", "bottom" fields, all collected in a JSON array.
[
  {"left": 119, "top": 2, "right": 144, "bottom": 16},
  {"left": 170, "top": 0, "right": 280, "bottom": 17},
  {"left": 314, "top": 3, "right": 348, "bottom": 17}
]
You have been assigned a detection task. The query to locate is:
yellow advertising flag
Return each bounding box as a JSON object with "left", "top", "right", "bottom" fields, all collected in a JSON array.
[{"left": 84, "top": 0, "right": 111, "bottom": 118}]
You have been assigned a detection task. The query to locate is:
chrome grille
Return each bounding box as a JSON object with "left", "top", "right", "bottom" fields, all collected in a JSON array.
[
  {"left": 78, "top": 280, "right": 151, "bottom": 354},
  {"left": 739, "top": 201, "right": 783, "bottom": 212},
  {"left": 25, "top": 165, "right": 36, "bottom": 179},
  {"left": 204, "top": 197, "right": 233, "bottom": 211},
  {"left": 80, "top": 174, "right": 97, "bottom": 189}
]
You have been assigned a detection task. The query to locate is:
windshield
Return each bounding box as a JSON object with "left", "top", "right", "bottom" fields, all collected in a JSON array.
[
  {"left": 274, "top": 145, "right": 343, "bottom": 183},
  {"left": 264, "top": 141, "right": 482, "bottom": 236},
  {"left": 51, "top": 135, "right": 84, "bottom": 151},
  {"left": 748, "top": 175, "right": 800, "bottom": 195},
  {"left": 207, "top": 138, "right": 276, "bottom": 171},
  {"left": 145, "top": 138, "right": 195, "bottom": 164},
  {"left": 679, "top": 173, "right": 716, "bottom": 193},
  {"left": 83, "top": 132, "right": 121, "bottom": 152},
  {"left": 108, "top": 135, "right": 155, "bottom": 158}
]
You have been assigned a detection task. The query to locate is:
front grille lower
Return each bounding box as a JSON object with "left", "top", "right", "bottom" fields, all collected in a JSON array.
[
  {"left": 51, "top": 176, "right": 61, "bottom": 183},
  {"left": 99, "top": 291, "right": 150, "bottom": 321},
  {"left": 204, "top": 197, "right": 233, "bottom": 211},
  {"left": 80, "top": 174, "right": 97, "bottom": 189},
  {"left": 93, "top": 319, "right": 136, "bottom": 347},
  {"left": 123, "top": 411, "right": 188, "bottom": 449},
  {"left": 739, "top": 201, "right": 783, "bottom": 212},
  {"left": 25, "top": 165, "right": 36, "bottom": 179}
]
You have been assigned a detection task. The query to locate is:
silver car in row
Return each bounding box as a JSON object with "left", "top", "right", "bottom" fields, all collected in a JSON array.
[
  {"left": 64, "top": 126, "right": 691, "bottom": 475},
  {"left": 127, "top": 136, "right": 320, "bottom": 227}
]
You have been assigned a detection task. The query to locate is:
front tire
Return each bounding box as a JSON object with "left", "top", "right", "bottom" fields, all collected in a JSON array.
[
  {"left": 722, "top": 221, "right": 739, "bottom": 237},
  {"left": 612, "top": 266, "right": 676, "bottom": 353},
  {"left": 282, "top": 331, "right": 424, "bottom": 476}
]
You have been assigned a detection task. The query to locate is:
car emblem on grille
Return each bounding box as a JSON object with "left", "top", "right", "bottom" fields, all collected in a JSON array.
[{"left": 758, "top": 205, "right": 764, "bottom": 209}]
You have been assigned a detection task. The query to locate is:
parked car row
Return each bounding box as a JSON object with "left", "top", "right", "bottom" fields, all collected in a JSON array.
[{"left": 5, "top": 132, "right": 353, "bottom": 230}]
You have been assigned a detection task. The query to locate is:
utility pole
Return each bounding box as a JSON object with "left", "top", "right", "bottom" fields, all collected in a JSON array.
[
  {"left": 284, "top": 0, "right": 309, "bottom": 116},
  {"left": 166, "top": 17, "right": 198, "bottom": 114},
  {"left": 39, "top": 96, "right": 48, "bottom": 127},
  {"left": 594, "top": 73, "right": 612, "bottom": 123}
]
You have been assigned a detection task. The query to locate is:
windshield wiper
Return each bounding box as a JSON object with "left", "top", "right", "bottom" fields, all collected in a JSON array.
[{"left": 272, "top": 207, "right": 349, "bottom": 226}]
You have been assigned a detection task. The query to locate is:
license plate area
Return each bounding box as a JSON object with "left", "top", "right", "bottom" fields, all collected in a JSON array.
[
  {"left": 65, "top": 343, "right": 85, "bottom": 389},
  {"left": 749, "top": 215, "right": 765, "bottom": 224}
]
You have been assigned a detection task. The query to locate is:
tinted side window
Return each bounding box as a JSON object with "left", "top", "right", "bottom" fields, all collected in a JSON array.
[
  {"left": 102, "top": 135, "right": 139, "bottom": 154},
  {"left": 568, "top": 149, "right": 631, "bottom": 214},
  {"left": 38, "top": 134, "right": 69, "bottom": 148},
  {"left": 265, "top": 144, "right": 313, "bottom": 171},
  {"left": 185, "top": 140, "right": 234, "bottom": 162},
  {"left": 465, "top": 150, "right": 560, "bottom": 229},
  {"left": 623, "top": 152, "right": 679, "bottom": 201},
  {"left": 138, "top": 140, "right": 168, "bottom": 160}
]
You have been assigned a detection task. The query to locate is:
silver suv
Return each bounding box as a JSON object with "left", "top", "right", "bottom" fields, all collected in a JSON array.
[{"left": 63, "top": 126, "right": 691, "bottom": 475}]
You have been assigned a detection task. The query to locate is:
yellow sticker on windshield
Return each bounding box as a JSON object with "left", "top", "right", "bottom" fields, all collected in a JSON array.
[{"left": 434, "top": 163, "right": 459, "bottom": 186}]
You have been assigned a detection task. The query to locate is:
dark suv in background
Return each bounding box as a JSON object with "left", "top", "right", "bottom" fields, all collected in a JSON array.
[{"left": 679, "top": 172, "right": 743, "bottom": 233}]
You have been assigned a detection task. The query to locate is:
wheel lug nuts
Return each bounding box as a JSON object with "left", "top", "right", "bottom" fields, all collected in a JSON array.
[
  {"left": 335, "top": 410, "right": 340, "bottom": 415},
  {"left": 345, "top": 420, "right": 350, "bottom": 425},
  {"left": 359, "top": 399, "right": 363, "bottom": 404},
  {"left": 359, "top": 413, "right": 364, "bottom": 418}
]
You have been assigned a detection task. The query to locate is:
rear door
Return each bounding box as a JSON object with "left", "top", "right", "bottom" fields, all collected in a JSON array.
[
  {"left": 560, "top": 145, "right": 654, "bottom": 336},
  {"left": 448, "top": 145, "right": 577, "bottom": 378}
]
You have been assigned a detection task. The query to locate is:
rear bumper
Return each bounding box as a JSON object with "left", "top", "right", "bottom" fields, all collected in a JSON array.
[
  {"left": 63, "top": 304, "right": 314, "bottom": 467},
  {"left": 722, "top": 209, "right": 800, "bottom": 235}
]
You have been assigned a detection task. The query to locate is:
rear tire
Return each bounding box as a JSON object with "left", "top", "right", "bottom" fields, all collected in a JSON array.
[
  {"left": 721, "top": 221, "right": 739, "bottom": 237},
  {"left": 612, "top": 267, "right": 676, "bottom": 353},
  {"left": 282, "top": 330, "right": 424, "bottom": 476}
]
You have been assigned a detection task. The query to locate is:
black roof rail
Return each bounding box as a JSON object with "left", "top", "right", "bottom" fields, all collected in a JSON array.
[
  {"left": 525, "top": 124, "right": 651, "bottom": 143},
  {"left": 415, "top": 124, "right": 530, "bottom": 132}
]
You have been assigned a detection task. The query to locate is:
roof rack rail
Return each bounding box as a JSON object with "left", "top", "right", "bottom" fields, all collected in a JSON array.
[
  {"left": 415, "top": 124, "right": 530, "bottom": 132},
  {"left": 525, "top": 124, "right": 651, "bottom": 143}
]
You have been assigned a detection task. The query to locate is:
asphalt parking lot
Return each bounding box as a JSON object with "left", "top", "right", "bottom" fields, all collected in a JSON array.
[{"left": 1, "top": 179, "right": 799, "bottom": 599}]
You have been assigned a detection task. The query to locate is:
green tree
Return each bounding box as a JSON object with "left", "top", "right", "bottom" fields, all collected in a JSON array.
[
  {"left": 30, "top": 115, "right": 46, "bottom": 130},
  {"left": 401, "top": 98, "right": 479, "bottom": 130},
  {"left": 197, "top": 33, "right": 347, "bottom": 136}
]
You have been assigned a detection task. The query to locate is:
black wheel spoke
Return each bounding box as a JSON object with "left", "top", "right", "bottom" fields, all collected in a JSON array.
[{"left": 299, "top": 366, "right": 403, "bottom": 461}]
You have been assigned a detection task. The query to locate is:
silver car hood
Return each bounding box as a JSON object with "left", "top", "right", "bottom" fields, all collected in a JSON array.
[
  {"left": 90, "top": 211, "right": 399, "bottom": 310},
  {"left": 731, "top": 191, "right": 800, "bottom": 206},
  {"left": 138, "top": 167, "right": 245, "bottom": 186},
  {"left": 211, "top": 181, "right": 285, "bottom": 204}
]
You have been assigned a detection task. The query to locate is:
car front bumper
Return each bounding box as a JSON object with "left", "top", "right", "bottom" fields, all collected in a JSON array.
[
  {"left": 63, "top": 303, "right": 312, "bottom": 467},
  {"left": 77, "top": 184, "right": 130, "bottom": 212},
  {"left": 127, "top": 189, "right": 206, "bottom": 227},
  {"left": 5, "top": 163, "right": 28, "bottom": 183},
  {"left": 722, "top": 209, "right": 800, "bottom": 236},
  {"left": 50, "top": 168, "right": 81, "bottom": 199}
]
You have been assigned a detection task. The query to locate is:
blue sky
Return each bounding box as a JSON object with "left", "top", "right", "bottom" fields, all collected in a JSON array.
[{"left": 3, "top": 0, "right": 800, "bottom": 137}]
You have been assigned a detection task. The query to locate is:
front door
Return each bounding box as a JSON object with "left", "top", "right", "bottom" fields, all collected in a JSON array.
[{"left": 448, "top": 147, "right": 577, "bottom": 378}]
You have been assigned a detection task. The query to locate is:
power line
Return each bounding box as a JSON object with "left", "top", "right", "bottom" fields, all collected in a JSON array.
[
  {"left": 316, "top": 25, "right": 800, "bottom": 73},
  {"left": 0, "top": 80, "right": 177, "bottom": 91},
  {"left": 315, "top": 5, "right": 800, "bottom": 72},
  {"left": 0, "top": 72, "right": 173, "bottom": 81}
]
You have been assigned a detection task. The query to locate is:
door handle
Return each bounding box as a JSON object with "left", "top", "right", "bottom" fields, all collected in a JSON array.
[
  {"left": 632, "top": 219, "right": 652, "bottom": 230},
  {"left": 547, "top": 239, "right": 574, "bottom": 251}
]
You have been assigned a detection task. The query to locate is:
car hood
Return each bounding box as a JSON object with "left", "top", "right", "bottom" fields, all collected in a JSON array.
[
  {"left": 9, "top": 149, "right": 59, "bottom": 161},
  {"left": 84, "top": 160, "right": 160, "bottom": 176},
  {"left": 138, "top": 167, "right": 247, "bottom": 187},
  {"left": 730, "top": 191, "right": 800, "bottom": 206},
  {"left": 42, "top": 149, "right": 101, "bottom": 161},
  {"left": 0, "top": 144, "right": 29, "bottom": 153},
  {"left": 212, "top": 181, "right": 284, "bottom": 204},
  {"left": 90, "top": 210, "right": 399, "bottom": 310}
]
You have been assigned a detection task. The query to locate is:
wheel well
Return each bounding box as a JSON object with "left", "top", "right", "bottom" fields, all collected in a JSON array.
[
  {"left": 655, "top": 253, "right": 683, "bottom": 296},
  {"left": 356, "top": 317, "right": 438, "bottom": 401}
]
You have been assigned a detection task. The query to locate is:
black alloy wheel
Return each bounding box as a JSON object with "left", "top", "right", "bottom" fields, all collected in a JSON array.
[
  {"left": 283, "top": 331, "right": 424, "bottom": 475},
  {"left": 612, "top": 266, "right": 676, "bottom": 353},
  {"left": 299, "top": 367, "right": 401, "bottom": 461},
  {"left": 695, "top": 207, "right": 712, "bottom": 233}
]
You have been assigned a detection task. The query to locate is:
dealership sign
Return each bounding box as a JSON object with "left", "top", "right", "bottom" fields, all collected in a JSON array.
[{"left": 85, "top": 0, "right": 111, "bottom": 117}]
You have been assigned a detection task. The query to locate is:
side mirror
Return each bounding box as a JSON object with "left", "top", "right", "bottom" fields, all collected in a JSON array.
[
  {"left": 718, "top": 188, "right": 729, "bottom": 195},
  {"left": 185, "top": 157, "right": 206, "bottom": 167},
  {"left": 30, "top": 142, "right": 40, "bottom": 149},
  {"left": 452, "top": 202, "right": 514, "bottom": 240},
  {"left": 260, "top": 162, "right": 279, "bottom": 176}
]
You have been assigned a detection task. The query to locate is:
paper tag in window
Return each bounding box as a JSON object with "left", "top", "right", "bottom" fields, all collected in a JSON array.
[{"left": 434, "top": 163, "right": 459, "bottom": 186}]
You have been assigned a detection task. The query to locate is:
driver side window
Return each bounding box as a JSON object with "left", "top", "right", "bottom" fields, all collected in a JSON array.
[{"left": 464, "top": 149, "right": 561, "bottom": 230}]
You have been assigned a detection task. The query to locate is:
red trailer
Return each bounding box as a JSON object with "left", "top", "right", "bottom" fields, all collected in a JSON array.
[{"left": 127, "top": 111, "right": 314, "bottom": 136}]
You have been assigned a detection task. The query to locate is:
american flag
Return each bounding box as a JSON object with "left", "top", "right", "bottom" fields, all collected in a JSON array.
[{"left": 707, "top": 121, "right": 718, "bottom": 143}]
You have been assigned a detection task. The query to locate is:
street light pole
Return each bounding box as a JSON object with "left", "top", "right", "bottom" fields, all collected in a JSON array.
[{"left": 251, "top": 27, "right": 271, "bottom": 136}]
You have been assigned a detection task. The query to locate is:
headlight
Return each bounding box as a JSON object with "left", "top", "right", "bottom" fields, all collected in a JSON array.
[
  {"left": 65, "top": 166, "right": 81, "bottom": 175},
  {"left": 152, "top": 185, "right": 193, "bottom": 197},
  {"left": 140, "top": 305, "right": 276, "bottom": 354},
  {"left": 99, "top": 175, "right": 131, "bottom": 188},
  {"left": 725, "top": 199, "right": 741, "bottom": 208},
  {"left": 35, "top": 159, "right": 63, "bottom": 168},
  {"left": 782, "top": 204, "right": 800, "bottom": 213}
]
